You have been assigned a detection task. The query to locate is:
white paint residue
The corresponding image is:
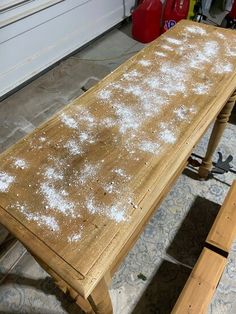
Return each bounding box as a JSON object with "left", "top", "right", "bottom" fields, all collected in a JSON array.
[
  {"left": 61, "top": 113, "right": 78, "bottom": 129},
  {"left": 160, "top": 129, "right": 176, "bottom": 144},
  {"left": 64, "top": 140, "right": 83, "bottom": 155},
  {"left": 13, "top": 158, "right": 28, "bottom": 169},
  {"left": 155, "top": 51, "right": 166, "bottom": 57},
  {"left": 161, "top": 45, "right": 174, "bottom": 51},
  {"left": 16, "top": 203, "right": 59, "bottom": 232},
  {"left": 44, "top": 167, "right": 63, "bottom": 181},
  {"left": 67, "top": 232, "right": 82, "bottom": 243},
  {"left": 185, "top": 25, "right": 207, "bottom": 35},
  {"left": 0, "top": 172, "right": 15, "bottom": 192},
  {"left": 98, "top": 89, "right": 112, "bottom": 100},
  {"left": 192, "top": 83, "right": 210, "bottom": 95},
  {"left": 40, "top": 183, "right": 75, "bottom": 216},
  {"left": 139, "top": 140, "right": 160, "bottom": 154},
  {"left": 139, "top": 59, "right": 151, "bottom": 67},
  {"left": 165, "top": 37, "right": 182, "bottom": 45},
  {"left": 213, "top": 62, "right": 233, "bottom": 74}
]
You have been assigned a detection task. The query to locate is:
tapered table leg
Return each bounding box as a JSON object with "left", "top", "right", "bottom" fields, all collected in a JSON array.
[
  {"left": 88, "top": 277, "right": 113, "bottom": 314},
  {"left": 198, "top": 90, "right": 236, "bottom": 179}
]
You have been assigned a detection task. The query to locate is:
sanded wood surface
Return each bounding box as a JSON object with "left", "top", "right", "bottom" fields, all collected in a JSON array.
[
  {"left": 206, "top": 181, "right": 236, "bottom": 252},
  {"left": 0, "top": 21, "right": 236, "bottom": 297},
  {"left": 171, "top": 248, "right": 227, "bottom": 314}
]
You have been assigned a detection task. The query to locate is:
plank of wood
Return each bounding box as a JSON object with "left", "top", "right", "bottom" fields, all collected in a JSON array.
[
  {"left": 0, "top": 20, "right": 236, "bottom": 298},
  {"left": 171, "top": 247, "right": 227, "bottom": 314},
  {"left": 206, "top": 181, "right": 236, "bottom": 252}
]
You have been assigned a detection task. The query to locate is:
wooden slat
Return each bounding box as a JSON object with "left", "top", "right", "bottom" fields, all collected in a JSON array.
[
  {"left": 206, "top": 181, "right": 236, "bottom": 252},
  {"left": 172, "top": 248, "right": 227, "bottom": 314}
]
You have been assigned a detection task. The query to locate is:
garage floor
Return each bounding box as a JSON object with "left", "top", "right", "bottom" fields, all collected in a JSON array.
[{"left": 0, "top": 21, "right": 236, "bottom": 314}]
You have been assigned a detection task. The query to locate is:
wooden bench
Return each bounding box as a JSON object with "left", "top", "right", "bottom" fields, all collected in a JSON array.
[
  {"left": 0, "top": 21, "right": 236, "bottom": 313},
  {"left": 172, "top": 181, "right": 236, "bottom": 314},
  {"left": 206, "top": 181, "right": 236, "bottom": 253}
]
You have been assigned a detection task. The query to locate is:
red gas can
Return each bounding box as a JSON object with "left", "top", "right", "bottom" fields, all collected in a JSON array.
[
  {"left": 132, "top": 0, "right": 162, "bottom": 43},
  {"left": 229, "top": 0, "right": 236, "bottom": 18},
  {"left": 162, "top": 0, "right": 190, "bottom": 33}
]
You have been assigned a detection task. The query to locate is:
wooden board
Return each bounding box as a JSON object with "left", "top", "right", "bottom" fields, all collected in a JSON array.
[
  {"left": 0, "top": 20, "right": 236, "bottom": 297},
  {"left": 171, "top": 247, "right": 227, "bottom": 314},
  {"left": 206, "top": 181, "right": 236, "bottom": 252}
]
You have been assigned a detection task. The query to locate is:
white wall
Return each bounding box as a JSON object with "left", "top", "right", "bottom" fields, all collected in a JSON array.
[{"left": 0, "top": 0, "right": 135, "bottom": 98}]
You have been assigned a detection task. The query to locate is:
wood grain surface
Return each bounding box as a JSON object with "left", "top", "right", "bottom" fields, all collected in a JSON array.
[
  {"left": 0, "top": 20, "right": 236, "bottom": 297},
  {"left": 206, "top": 180, "right": 236, "bottom": 252},
  {"left": 171, "top": 247, "right": 227, "bottom": 314}
]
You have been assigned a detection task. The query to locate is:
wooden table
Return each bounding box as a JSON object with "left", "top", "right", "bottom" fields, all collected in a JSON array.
[{"left": 0, "top": 20, "right": 236, "bottom": 313}]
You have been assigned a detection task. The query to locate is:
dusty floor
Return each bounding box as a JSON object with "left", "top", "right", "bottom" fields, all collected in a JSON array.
[{"left": 0, "top": 21, "right": 236, "bottom": 314}]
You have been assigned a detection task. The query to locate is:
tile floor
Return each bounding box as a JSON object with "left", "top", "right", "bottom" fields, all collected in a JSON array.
[{"left": 0, "top": 21, "right": 236, "bottom": 314}]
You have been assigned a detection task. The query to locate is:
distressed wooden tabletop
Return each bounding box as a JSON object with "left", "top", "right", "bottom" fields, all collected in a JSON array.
[{"left": 0, "top": 20, "right": 236, "bottom": 297}]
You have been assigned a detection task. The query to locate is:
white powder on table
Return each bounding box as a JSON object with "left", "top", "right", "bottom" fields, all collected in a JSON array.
[
  {"left": 138, "top": 60, "right": 151, "bottom": 67},
  {"left": 86, "top": 197, "right": 127, "bottom": 223},
  {"left": 160, "top": 45, "right": 174, "bottom": 51},
  {"left": 139, "top": 140, "right": 160, "bottom": 154},
  {"left": 13, "top": 158, "right": 28, "bottom": 170},
  {"left": 192, "top": 83, "right": 211, "bottom": 95},
  {"left": 79, "top": 162, "right": 100, "bottom": 185},
  {"left": 112, "top": 168, "right": 131, "bottom": 180},
  {"left": 44, "top": 167, "right": 63, "bottom": 181},
  {"left": 60, "top": 113, "right": 78, "bottom": 129},
  {"left": 165, "top": 37, "right": 182, "bottom": 45},
  {"left": 67, "top": 232, "right": 82, "bottom": 243},
  {"left": 98, "top": 89, "right": 112, "bottom": 100},
  {"left": 0, "top": 172, "right": 15, "bottom": 192},
  {"left": 123, "top": 70, "right": 140, "bottom": 80},
  {"left": 64, "top": 140, "right": 83, "bottom": 156},
  {"left": 185, "top": 25, "right": 207, "bottom": 35},
  {"left": 40, "top": 183, "right": 76, "bottom": 217},
  {"left": 213, "top": 62, "right": 233, "bottom": 74},
  {"left": 155, "top": 51, "right": 166, "bottom": 57},
  {"left": 160, "top": 129, "right": 176, "bottom": 144},
  {"left": 174, "top": 106, "right": 188, "bottom": 120},
  {"left": 113, "top": 103, "right": 141, "bottom": 134},
  {"left": 39, "top": 137, "right": 46, "bottom": 142},
  {"left": 16, "top": 202, "right": 59, "bottom": 232}
]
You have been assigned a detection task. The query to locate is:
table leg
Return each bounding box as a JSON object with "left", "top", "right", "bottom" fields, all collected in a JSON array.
[
  {"left": 198, "top": 90, "right": 236, "bottom": 179},
  {"left": 88, "top": 277, "right": 113, "bottom": 314}
]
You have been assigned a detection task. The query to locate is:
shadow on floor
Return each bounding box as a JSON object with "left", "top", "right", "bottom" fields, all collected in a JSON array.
[
  {"left": 167, "top": 195, "right": 220, "bottom": 267},
  {"left": 132, "top": 196, "right": 220, "bottom": 314},
  {"left": 132, "top": 260, "right": 191, "bottom": 314},
  {"left": 0, "top": 274, "right": 83, "bottom": 314}
]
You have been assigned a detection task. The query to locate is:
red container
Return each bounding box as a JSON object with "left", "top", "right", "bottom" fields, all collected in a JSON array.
[
  {"left": 162, "top": 0, "right": 190, "bottom": 33},
  {"left": 229, "top": 0, "right": 236, "bottom": 18},
  {"left": 132, "top": 0, "right": 162, "bottom": 43}
]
